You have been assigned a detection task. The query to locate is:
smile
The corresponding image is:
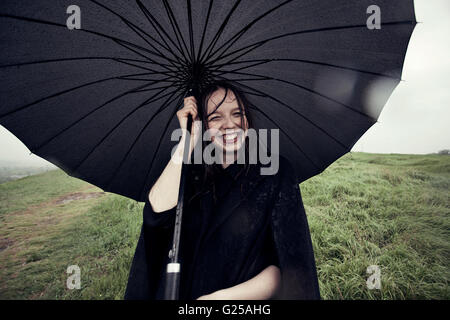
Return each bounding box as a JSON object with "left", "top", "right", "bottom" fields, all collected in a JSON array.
[{"left": 221, "top": 132, "right": 239, "bottom": 145}]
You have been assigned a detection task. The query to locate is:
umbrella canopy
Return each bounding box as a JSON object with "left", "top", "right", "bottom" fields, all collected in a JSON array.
[{"left": 0, "top": 0, "right": 416, "bottom": 201}]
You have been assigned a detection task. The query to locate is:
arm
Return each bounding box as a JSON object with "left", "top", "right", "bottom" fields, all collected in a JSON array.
[
  {"left": 148, "top": 136, "right": 184, "bottom": 212},
  {"left": 197, "top": 265, "right": 281, "bottom": 300},
  {"left": 149, "top": 96, "right": 200, "bottom": 212}
]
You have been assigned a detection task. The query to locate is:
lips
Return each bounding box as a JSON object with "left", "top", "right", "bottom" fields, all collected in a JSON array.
[{"left": 222, "top": 132, "right": 238, "bottom": 145}]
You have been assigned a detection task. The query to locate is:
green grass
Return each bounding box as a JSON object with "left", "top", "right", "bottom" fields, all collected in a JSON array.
[
  {"left": 0, "top": 170, "right": 86, "bottom": 217},
  {"left": 0, "top": 152, "right": 448, "bottom": 299},
  {"left": 0, "top": 172, "right": 142, "bottom": 300},
  {"left": 302, "top": 153, "right": 449, "bottom": 299}
]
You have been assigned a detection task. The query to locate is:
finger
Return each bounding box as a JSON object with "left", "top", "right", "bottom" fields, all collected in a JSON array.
[
  {"left": 185, "top": 105, "right": 198, "bottom": 117},
  {"left": 181, "top": 105, "right": 196, "bottom": 116},
  {"left": 185, "top": 95, "right": 197, "bottom": 102},
  {"left": 184, "top": 96, "right": 197, "bottom": 104},
  {"left": 189, "top": 109, "right": 198, "bottom": 120},
  {"left": 181, "top": 109, "right": 197, "bottom": 123},
  {"left": 184, "top": 100, "right": 198, "bottom": 110}
]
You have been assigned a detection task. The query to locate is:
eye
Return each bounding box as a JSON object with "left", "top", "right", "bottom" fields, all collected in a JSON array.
[
  {"left": 233, "top": 112, "right": 242, "bottom": 117},
  {"left": 208, "top": 116, "right": 220, "bottom": 121}
]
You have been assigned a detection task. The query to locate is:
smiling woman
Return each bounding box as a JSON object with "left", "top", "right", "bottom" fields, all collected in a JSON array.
[
  {"left": 196, "top": 81, "right": 255, "bottom": 194},
  {"left": 124, "top": 81, "right": 321, "bottom": 300}
]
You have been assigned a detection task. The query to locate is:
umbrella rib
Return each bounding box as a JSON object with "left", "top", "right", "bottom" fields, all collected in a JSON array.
[
  {"left": 89, "top": 0, "right": 186, "bottom": 67},
  {"left": 136, "top": 0, "right": 188, "bottom": 65},
  {"left": 161, "top": 0, "right": 192, "bottom": 63},
  {"left": 207, "top": 42, "right": 264, "bottom": 70},
  {"left": 118, "top": 19, "right": 183, "bottom": 68},
  {"left": 187, "top": 0, "right": 196, "bottom": 61},
  {"left": 213, "top": 76, "right": 270, "bottom": 82},
  {"left": 0, "top": 57, "right": 141, "bottom": 69},
  {"left": 196, "top": 0, "right": 214, "bottom": 63},
  {"left": 137, "top": 89, "right": 187, "bottom": 201},
  {"left": 31, "top": 80, "right": 172, "bottom": 153},
  {"left": 218, "top": 75, "right": 361, "bottom": 152},
  {"left": 0, "top": 57, "right": 178, "bottom": 76},
  {"left": 0, "top": 13, "right": 176, "bottom": 73},
  {"left": 118, "top": 77, "right": 179, "bottom": 82},
  {"left": 0, "top": 68, "right": 178, "bottom": 120},
  {"left": 240, "top": 90, "right": 267, "bottom": 98},
  {"left": 246, "top": 104, "right": 321, "bottom": 171},
  {"left": 112, "top": 38, "right": 178, "bottom": 72},
  {"left": 199, "top": 0, "right": 242, "bottom": 64},
  {"left": 210, "top": 59, "right": 273, "bottom": 75},
  {"left": 210, "top": 69, "right": 378, "bottom": 120},
  {"left": 133, "top": 84, "right": 182, "bottom": 93},
  {"left": 211, "top": 58, "right": 400, "bottom": 80},
  {"left": 206, "top": 20, "right": 417, "bottom": 67},
  {"left": 90, "top": 1, "right": 179, "bottom": 68},
  {"left": 71, "top": 86, "right": 180, "bottom": 176},
  {"left": 117, "top": 71, "right": 180, "bottom": 80},
  {"left": 0, "top": 77, "right": 112, "bottom": 120},
  {"left": 204, "top": 0, "right": 294, "bottom": 65},
  {"left": 112, "top": 59, "right": 181, "bottom": 77},
  {"left": 105, "top": 88, "right": 185, "bottom": 193}
]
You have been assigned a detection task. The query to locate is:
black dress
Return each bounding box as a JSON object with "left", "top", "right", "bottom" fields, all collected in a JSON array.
[{"left": 124, "top": 156, "right": 320, "bottom": 300}]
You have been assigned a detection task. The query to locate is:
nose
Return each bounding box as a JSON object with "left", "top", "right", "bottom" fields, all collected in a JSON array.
[{"left": 221, "top": 115, "right": 238, "bottom": 131}]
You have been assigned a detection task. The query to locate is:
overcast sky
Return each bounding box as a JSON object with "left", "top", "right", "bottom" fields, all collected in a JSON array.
[
  {"left": 0, "top": 0, "right": 448, "bottom": 167},
  {"left": 352, "top": 0, "right": 450, "bottom": 154}
]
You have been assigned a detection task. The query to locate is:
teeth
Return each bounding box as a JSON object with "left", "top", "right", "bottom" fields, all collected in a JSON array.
[{"left": 223, "top": 133, "right": 237, "bottom": 140}]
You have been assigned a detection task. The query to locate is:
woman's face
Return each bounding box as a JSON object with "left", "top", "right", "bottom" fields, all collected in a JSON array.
[{"left": 206, "top": 87, "right": 249, "bottom": 154}]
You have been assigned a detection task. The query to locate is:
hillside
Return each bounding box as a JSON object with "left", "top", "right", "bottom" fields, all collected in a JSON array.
[{"left": 0, "top": 164, "right": 55, "bottom": 184}]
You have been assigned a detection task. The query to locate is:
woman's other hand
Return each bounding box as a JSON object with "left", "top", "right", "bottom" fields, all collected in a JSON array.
[
  {"left": 196, "top": 265, "right": 280, "bottom": 300},
  {"left": 196, "top": 290, "right": 229, "bottom": 300}
]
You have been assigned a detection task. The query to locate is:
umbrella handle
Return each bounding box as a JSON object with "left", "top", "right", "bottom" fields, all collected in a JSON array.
[{"left": 164, "top": 263, "right": 181, "bottom": 300}]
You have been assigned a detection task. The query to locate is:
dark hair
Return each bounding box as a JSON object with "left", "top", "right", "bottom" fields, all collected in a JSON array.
[{"left": 188, "top": 80, "right": 255, "bottom": 204}]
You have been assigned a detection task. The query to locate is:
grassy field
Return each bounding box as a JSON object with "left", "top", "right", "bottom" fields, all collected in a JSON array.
[{"left": 0, "top": 152, "right": 448, "bottom": 299}]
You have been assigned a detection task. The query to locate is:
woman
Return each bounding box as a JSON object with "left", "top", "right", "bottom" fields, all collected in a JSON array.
[{"left": 124, "top": 81, "right": 320, "bottom": 300}]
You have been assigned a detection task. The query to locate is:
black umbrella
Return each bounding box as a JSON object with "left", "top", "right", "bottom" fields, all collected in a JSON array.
[
  {"left": 0, "top": 0, "right": 416, "bottom": 201},
  {"left": 0, "top": 0, "right": 415, "bottom": 298}
]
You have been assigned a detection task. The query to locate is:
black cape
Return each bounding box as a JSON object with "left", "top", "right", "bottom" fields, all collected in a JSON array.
[{"left": 124, "top": 156, "right": 320, "bottom": 300}]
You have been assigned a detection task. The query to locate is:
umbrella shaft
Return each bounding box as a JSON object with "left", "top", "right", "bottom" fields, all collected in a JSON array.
[{"left": 164, "top": 102, "right": 194, "bottom": 300}]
